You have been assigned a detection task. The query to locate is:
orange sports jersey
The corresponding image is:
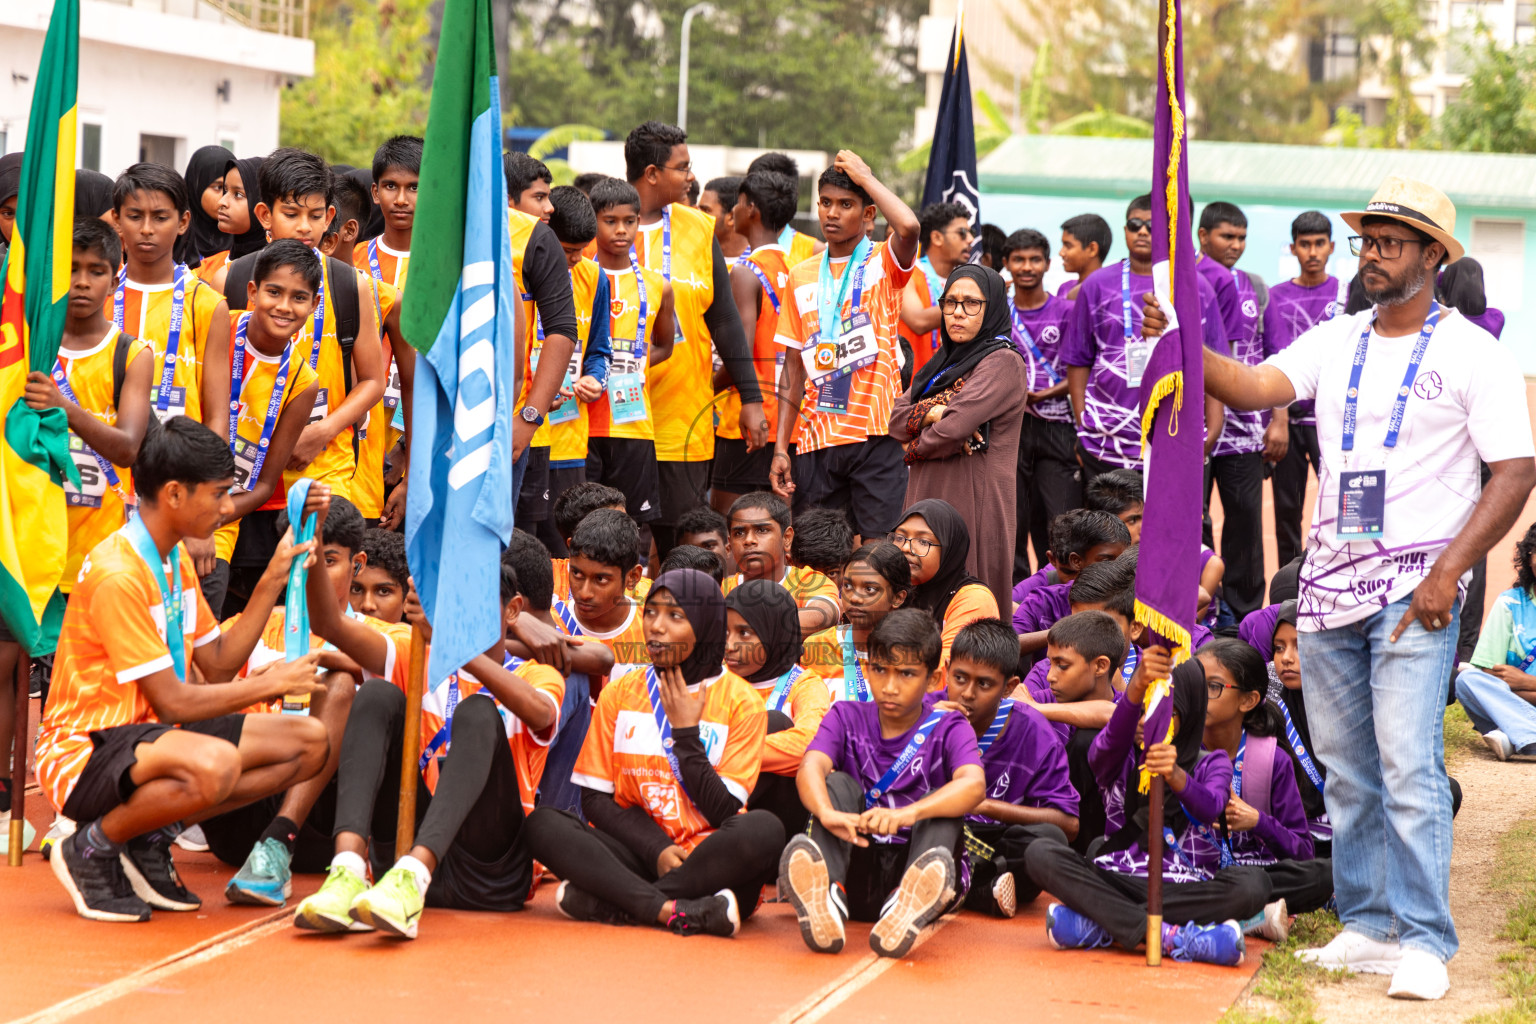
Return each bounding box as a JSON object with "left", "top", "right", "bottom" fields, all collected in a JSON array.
[
  {"left": 549, "top": 258, "right": 603, "bottom": 464},
  {"left": 775, "top": 240, "right": 914, "bottom": 454},
  {"left": 717, "top": 245, "right": 789, "bottom": 442},
  {"left": 722, "top": 566, "right": 838, "bottom": 615},
  {"left": 352, "top": 272, "right": 399, "bottom": 519},
  {"left": 217, "top": 605, "right": 408, "bottom": 710},
  {"left": 750, "top": 666, "right": 830, "bottom": 776},
  {"left": 214, "top": 315, "right": 321, "bottom": 562},
  {"left": 897, "top": 264, "right": 942, "bottom": 364},
  {"left": 35, "top": 530, "right": 222, "bottom": 811},
  {"left": 420, "top": 656, "right": 564, "bottom": 813},
  {"left": 107, "top": 271, "right": 225, "bottom": 426},
  {"left": 56, "top": 330, "right": 150, "bottom": 591},
  {"left": 353, "top": 238, "right": 410, "bottom": 292},
  {"left": 508, "top": 210, "right": 558, "bottom": 450},
  {"left": 801, "top": 627, "right": 869, "bottom": 702},
  {"left": 196, "top": 250, "right": 231, "bottom": 286},
  {"left": 635, "top": 204, "right": 717, "bottom": 462},
  {"left": 939, "top": 583, "right": 998, "bottom": 679},
  {"left": 572, "top": 665, "right": 766, "bottom": 851},
  {"left": 586, "top": 264, "right": 665, "bottom": 442}
]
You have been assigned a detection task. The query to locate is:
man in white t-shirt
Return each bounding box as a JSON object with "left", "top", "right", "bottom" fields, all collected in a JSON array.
[{"left": 1152, "top": 177, "right": 1536, "bottom": 1001}]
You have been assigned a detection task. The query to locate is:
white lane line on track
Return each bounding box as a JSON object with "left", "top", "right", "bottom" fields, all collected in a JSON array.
[{"left": 767, "top": 914, "right": 956, "bottom": 1024}]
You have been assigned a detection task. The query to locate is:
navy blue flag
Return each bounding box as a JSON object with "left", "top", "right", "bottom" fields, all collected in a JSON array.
[{"left": 921, "top": 11, "right": 980, "bottom": 239}]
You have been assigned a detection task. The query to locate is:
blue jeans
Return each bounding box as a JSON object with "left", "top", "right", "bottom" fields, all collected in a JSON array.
[
  {"left": 536, "top": 672, "right": 591, "bottom": 813},
  {"left": 1298, "top": 596, "right": 1460, "bottom": 961},
  {"left": 1457, "top": 667, "right": 1536, "bottom": 752}
]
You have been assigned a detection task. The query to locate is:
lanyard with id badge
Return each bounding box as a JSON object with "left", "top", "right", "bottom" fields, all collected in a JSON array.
[
  {"left": 533, "top": 310, "right": 585, "bottom": 427},
  {"left": 302, "top": 254, "right": 330, "bottom": 426},
  {"left": 607, "top": 254, "right": 650, "bottom": 425},
  {"left": 117, "top": 266, "right": 191, "bottom": 423},
  {"left": 51, "top": 354, "right": 130, "bottom": 511},
  {"left": 228, "top": 313, "right": 295, "bottom": 494},
  {"left": 809, "top": 238, "right": 876, "bottom": 416},
  {"left": 1336, "top": 303, "right": 1440, "bottom": 542},
  {"left": 1121, "top": 260, "right": 1153, "bottom": 388}
]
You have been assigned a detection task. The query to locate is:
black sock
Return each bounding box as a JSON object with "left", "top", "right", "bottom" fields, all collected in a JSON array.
[{"left": 260, "top": 816, "right": 300, "bottom": 853}]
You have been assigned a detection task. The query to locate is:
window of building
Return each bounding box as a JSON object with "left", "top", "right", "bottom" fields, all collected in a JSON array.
[
  {"left": 139, "top": 134, "right": 180, "bottom": 168},
  {"left": 81, "top": 123, "right": 101, "bottom": 172},
  {"left": 1470, "top": 217, "right": 1527, "bottom": 313}
]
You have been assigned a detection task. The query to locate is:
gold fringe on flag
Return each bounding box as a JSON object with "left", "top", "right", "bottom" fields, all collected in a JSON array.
[
  {"left": 1138, "top": 369, "right": 1182, "bottom": 453},
  {"left": 1134, "top": 598, "right": 1191, "bottom": 794}
]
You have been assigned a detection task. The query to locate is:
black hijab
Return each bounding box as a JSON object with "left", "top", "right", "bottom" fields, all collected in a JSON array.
[
  {"left": 0, "top": 153, "right": 22, "bottom": 206},
  {"left": 907, "top": 263, "right": 1021, "bottom": 402},
  {"left": 343, "top": 167, "right": 386, "bottom": 243},
  {"left": 725, "top": 579, "right": 803, "bottom": 683},
  {"left": 650, "top": 569, "right": 727, "bottom": 686},
  {"left": 899, "top": 498, "right": 984, "bottom": 626},
  {"left": 225, "top": 156, "right": 268, "bottom": 260},
  {"left": 180, "top": 145, "right": 233, "bottom": 266},
  {"left": 73, "top": 169, "right": 114, "bottom": 220}
]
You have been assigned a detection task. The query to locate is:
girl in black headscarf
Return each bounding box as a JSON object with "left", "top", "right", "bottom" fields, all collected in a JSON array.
[
  {"left": 725, "top": 580, "right": 827, "bottom": 835},
  {"left": 0, "top": 153, "right": 23, "bottom": 249},
  {"left": 890, "top": 499, "right": 996, "bottom": 665},
  {"left": 179, "top": 145, "right": 233, "bottom": 267},
  {"left": 220, "top": 156, "right": 267, "bottom": 262},
  {"left": 889, "top": 265, "right": 1029, "bottom": 614},
  {"left": 524, "top": 568, "right": 785, "bottom": 937}
]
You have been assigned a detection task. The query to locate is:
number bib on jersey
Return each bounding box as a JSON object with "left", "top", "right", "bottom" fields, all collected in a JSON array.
[
  {"left": 608, "top": 336, "right": 647, "bottom": 425},
  {"left": 810, "top": 311, "right": 878, "bottom": 416},
  {"left": 231, "top": 434, "right": 262, "bottom": 494},
  {"left": 150, "top": 385, "right": 188, "bottom": 423},
  {"left": 1338, "top": 465, "right": 1387, "bottom": 540},
  {"left": 383, "top": 361, "right": 402, "bottom": 411},
  {"left": 64, "top": 433, "right": 108, "bottom": 508},
  {"left": 308, "top": 387, "right": 329, "bottom": 425}
]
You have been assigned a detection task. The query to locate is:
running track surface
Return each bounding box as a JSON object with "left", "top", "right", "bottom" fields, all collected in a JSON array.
[{"left": 8, "top": 382, "right": 1536, "bottom": 1024}]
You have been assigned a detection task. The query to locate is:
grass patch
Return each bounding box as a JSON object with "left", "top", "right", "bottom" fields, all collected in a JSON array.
[
  {"left": 1468, "top": 820, "right": 1536, "bottom": 1024},
  {"left": 1446, "top": 702, "right": 1485, "bottom": 768},
  {"left": 1220, "top": 911, "right": 1347, "bottom": 1024}
]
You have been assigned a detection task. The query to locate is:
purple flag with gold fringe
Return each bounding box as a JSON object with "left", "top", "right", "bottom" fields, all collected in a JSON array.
[{"left": 1136, "top": 0, "right": 1204, "bottom": 791}]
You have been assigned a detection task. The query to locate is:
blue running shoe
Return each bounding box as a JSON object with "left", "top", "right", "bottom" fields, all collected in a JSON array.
[
  {"left": 1046, "top": 903, "right": 1112, "bottom": 950},
  {"left": 226, "top": 838, "right": 293, "bottom": 906},
  {"left": 1163, "top": 919, "right": 1246, "bottom": 966}
]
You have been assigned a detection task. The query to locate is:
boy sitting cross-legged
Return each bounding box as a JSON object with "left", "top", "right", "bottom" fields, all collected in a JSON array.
[{"left": 781, "top": 609, "right": 985, "bottom": 959}]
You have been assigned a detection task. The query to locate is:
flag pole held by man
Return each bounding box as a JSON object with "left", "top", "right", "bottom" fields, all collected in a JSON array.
[{"left": 399, "top": 0, "right": 519, "bottom": 850}]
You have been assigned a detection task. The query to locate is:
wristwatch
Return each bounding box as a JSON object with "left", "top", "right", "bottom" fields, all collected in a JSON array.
[{"left": 518, "top": 405, "right": 544, "bottom": 426}]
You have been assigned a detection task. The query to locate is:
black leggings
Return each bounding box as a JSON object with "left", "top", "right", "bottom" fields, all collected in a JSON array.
[
  {"left": 525, "top": 806, "right": 785, "bottom": 924},
  {"left": 746, "top": 710, "right": 810, "bottom": 839},
  {"left": 1024, "top": 837, "right": 1271, "bottom": 950}
]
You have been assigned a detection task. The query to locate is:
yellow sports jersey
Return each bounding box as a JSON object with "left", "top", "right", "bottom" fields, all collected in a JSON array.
[
  {"left": 351, "top": 272, "right": 398, "bottom": 519},
  {"left": 107, "top": 270, "right": 224, "bottom": 426},
  {"left": 635, "top": 204, "right": 717, "bottom": 462},
  {"left": 548, "top": 258, "right": 603, "bottom": 464},
  {"left": 214, "top": 313, "right": 322, "bottom": 562},
  {"left": 507, "top": 210, "right": 557, "bottom": 450},
  {"left": 353, "top": 238, "right": 410, "bottom": 292},
  {"left": 281, "top": 257, "right": 370, "bottom": 499},
  {"left": 786, "top": 228, "right": 820, "bottom": 267},
  {"left": 587, "top": 264, "right": 665, "bottom": 442},
  {"left": 722, "top": 565, "right": 838, "bottom": 614},
  {"left": 56, "top": 329, "right": 149, "bottom": 591}
]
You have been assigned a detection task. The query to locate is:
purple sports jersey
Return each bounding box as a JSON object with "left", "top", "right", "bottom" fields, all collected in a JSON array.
[
  {"left": 806, "top": 701, "right": 982, "bottom": 844},
  {"left": 1061, "top": 261, "right": 1227, "bottom": 468},
  {"left": 1012, "top": 581, "right": 1072, "bottom": 635},
  {"left": 1011, "top": 563, "right": 1059, "bottom": 606},
  {"left": 1468, "top": 307, "right": 1505, "bottom": 340},
  {"left": 923, "top": 695, "right": 1079, "bottom": 824},
  {"left": 1010, "top": 293, "right": 1075, "bottom": 424},
  {"left": 1262, "top": 276, "right": 1346, "bottom": 427},
  {"left": 1211, "top": 267, "right": 1266, "bottom": 457}
]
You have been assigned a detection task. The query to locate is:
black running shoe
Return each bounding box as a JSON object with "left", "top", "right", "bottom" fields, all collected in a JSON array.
[
  {"left": 51, "top": 832, "right": 152, "bottom": 922},
  {"left": 666, "top": 889, "right": 740, "bottom": 938},
  {"left": 555, "top": 880, "right": 633, "bottom": 925},
  {"left": 121, "top": 830, "right": 201, "bottom": 911}
]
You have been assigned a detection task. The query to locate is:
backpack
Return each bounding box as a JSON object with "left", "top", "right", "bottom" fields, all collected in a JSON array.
[{"left": 1240, "top": 734, "right": 1278, "bottom": 816}]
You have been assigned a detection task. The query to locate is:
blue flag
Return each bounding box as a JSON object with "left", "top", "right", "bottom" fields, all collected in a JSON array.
[
  {"left": 402, "top": 0, "right": 517, "bottom": 684},
  {"left": 920, "top": 11, "right": 980, "bottom": 239}
]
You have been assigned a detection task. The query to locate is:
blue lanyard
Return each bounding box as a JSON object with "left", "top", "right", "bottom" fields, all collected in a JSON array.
[
  {"left": 1341, "top": 303, "right": 1439, "bottom": 453},
  {"left": 1276, "top": 698, "right": 1325, "bottom": 791},
  {"left": 1232, "top": 733, "right": 1246, "bottom": 799},
  {"left": 283, "top": 479, "right": 318, "bottom": 665},
  {"left": 124, "top": 514, "right": 186, "bottom": 682},
  {"left": 646, "top": 667, "right": 694, "bottom": 798},
  {"left": 421, "top": 653, "right": 527, "bottom": 770},
  {"left": 304, "top": 251, "right": 329, "bottom": 370},
  {"left": 746, "top": 257, "right": 781, "bottom": 315},
  {"left": 976, "top": 700, "right": 1014, "bottom": 754},
  {"left": 1121, "top": 643, "right": 1140, "bottom": 684},
  {"left": 1120, "top": 260, "right": 1134, "bottom": 349},
  {"left": 838, "top": 626, "right": 871, "bottom": 702},
  {"left": 764, "top": 665, "right": 802, "bottom": 714},
  {"left": 620, "top": 254, "right": 650, "bottom": 355},
  {"left": 865, "top": 711, "right": 945, "bottom": 807},
  {"left": 817, "top": 238, "right": 870, "bottom": 345},
  {"left": 51, "top": 351, "right": 126, "bottom": 498},
  {"left": 1519, "top": 640, "right": 1536, "bottom": 673},
  {"left": 228, "top": 313, "right": 295, "bottom": 488},
  {"left": 552, "top": 596, "right": 582, "bottom": 636},
  {"left": 115, "top": 266, "right": 189, "bottom": 415},
  {"left": 1010, "top": 302, "right": 1062, "bottom": 385}
]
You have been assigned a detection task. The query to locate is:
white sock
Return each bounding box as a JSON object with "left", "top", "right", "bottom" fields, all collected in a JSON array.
[
  {"left": 396, "top": 854, "right": 432, "bottom": 892},
  {"left": 331, "top": 850, "right": 367, "bottom": 879}
]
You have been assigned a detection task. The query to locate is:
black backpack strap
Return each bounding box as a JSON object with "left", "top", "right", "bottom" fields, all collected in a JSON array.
[
  {"left": 111, "top": 329, "right": 133, "bottom": 411},
  {"left": 326, "top": 256, "right": 361, "bottom": 463},
  {"left": 224, "top": 252, "right": 258, "bottom": 311}
]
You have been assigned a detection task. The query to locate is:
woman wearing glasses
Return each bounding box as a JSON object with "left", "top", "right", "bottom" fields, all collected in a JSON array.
[
  {"left": 887, "top": 500, "right": 1000, "bottom": 684},
  {"left": 889, "top": 265, "right": 1029, "bottom": 614}
]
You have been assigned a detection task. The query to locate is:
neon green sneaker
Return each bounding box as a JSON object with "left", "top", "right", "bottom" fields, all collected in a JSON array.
[
  {"left": 294, "top": 862, "right": 372, "bottom": 933},
  {"left": 349, "top": 865, "right": 423, "bottom": 940}
]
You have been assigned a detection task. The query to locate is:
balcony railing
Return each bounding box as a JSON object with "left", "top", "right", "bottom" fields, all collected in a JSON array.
[{"left": 95, "top": 0, "right": 309, "bottom": 38}]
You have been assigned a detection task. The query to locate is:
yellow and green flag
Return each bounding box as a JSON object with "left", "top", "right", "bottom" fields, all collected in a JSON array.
[{"left": 0, "top": 0, "right": 80, "bottom": 655}]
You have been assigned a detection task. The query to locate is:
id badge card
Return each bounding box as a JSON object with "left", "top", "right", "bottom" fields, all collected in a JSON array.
[
  {"left": 231, "top": 433, "right": 261, "bottom": 494},
  {"left": 813, "top": 312, "right": 876, "bottom": 416},
  {"left": 383, "top": 362, "right": 402, "bottom": 411},
  {"left": 308, "top": 387, "right": 329, "bottom": 425},
  {"left": 609, "top": 372, "right": 647, "bottom": 424},
  {"left": 1125, "top": 339, "right": 1153, "bottom": 388},
  {"left": 150, "top": 385, "right": 188, "bottom": 424},
  {"left": 548, "top": 366, "right": 579, "bottom": 425},
  {"left": 63, "top": 433, "right": 105, "bottom": 508},
  {"left": 1338, "top": 467, "right": 1387, "bottom": 541}
]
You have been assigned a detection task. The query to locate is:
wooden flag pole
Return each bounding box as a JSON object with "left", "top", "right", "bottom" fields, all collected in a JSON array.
[
  {"left": 10, "top": 655, "right": 30, "bottom": 866},
  {"left": 1146, "top": 773, "right": 1165, "bottom": 965},
  {"left": 396, "top": 625, "right": 426, "bottom": 857}
]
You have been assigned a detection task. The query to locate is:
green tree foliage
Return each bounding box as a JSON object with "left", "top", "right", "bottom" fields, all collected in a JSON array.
[
  {"left": 1432, "top": 34, "right": 1536, "bottom": 153},
  {"left": 279, "top": 0, "right": 432, "bottom": 166},
  {"left": 898, "top": 91, "right": 1012, "bottom": 172},
  {"left": 504, "top": 0, "right": 924, "bottom": 164},
  {"left": 1352, "top": 0, "right": 1432, "bottom": 148}
]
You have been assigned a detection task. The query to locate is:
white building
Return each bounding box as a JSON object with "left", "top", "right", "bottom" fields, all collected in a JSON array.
[{"left": 0, "top": 0, "right": 313, "bottom": 176}]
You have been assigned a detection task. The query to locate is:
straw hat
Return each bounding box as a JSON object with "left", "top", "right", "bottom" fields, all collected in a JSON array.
[{"left": 1341, "top": 176, "right": 1463, "bottom": 264}]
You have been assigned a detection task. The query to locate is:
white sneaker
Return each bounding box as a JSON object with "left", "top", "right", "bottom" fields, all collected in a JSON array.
[
  {"left": 0, "top": 811, "right": 36, "bottom": 856},
  {"left": 1387, "top": 948, "right": 1450, "bottom": 1000},
  {"left": 1244, "top": 899, "right": 1290, "bottom": 943},
  {"left": 1296, "top": 929, "right": 1403, "bottom": 974},
  {"left": 174, "top": 824, "right": 210, "bottom": 852},
  {"left": 39, "top": 815, "right": 75, "bottom": 861},
  {"left": 1484, "top": 730, "right": 1514, "bottom": 762}
]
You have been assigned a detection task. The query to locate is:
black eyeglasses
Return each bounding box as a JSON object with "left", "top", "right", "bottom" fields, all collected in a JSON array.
[
  {"left": 887, "top": 532, "right": 940, "bottom": 556},
  {"left": 1348, "top": 234, "right": 1426, "bottom": 259},
  {"left": 662, "top": 161, "right": 692, "bottom": 174},
  {"left": 1126, "top": 217, "right": 1151, "bottom": 233},
  {"left": 1207, "top": 680, "right": 1239, "bottom": 700},
  {"left": 940, "top": 297, "right": 984, "bottom": 315}
]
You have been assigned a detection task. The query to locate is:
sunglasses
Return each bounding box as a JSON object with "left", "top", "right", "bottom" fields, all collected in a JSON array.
[{"left": 1126, "top": 217, "right": 1152, "bottom": 233}]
